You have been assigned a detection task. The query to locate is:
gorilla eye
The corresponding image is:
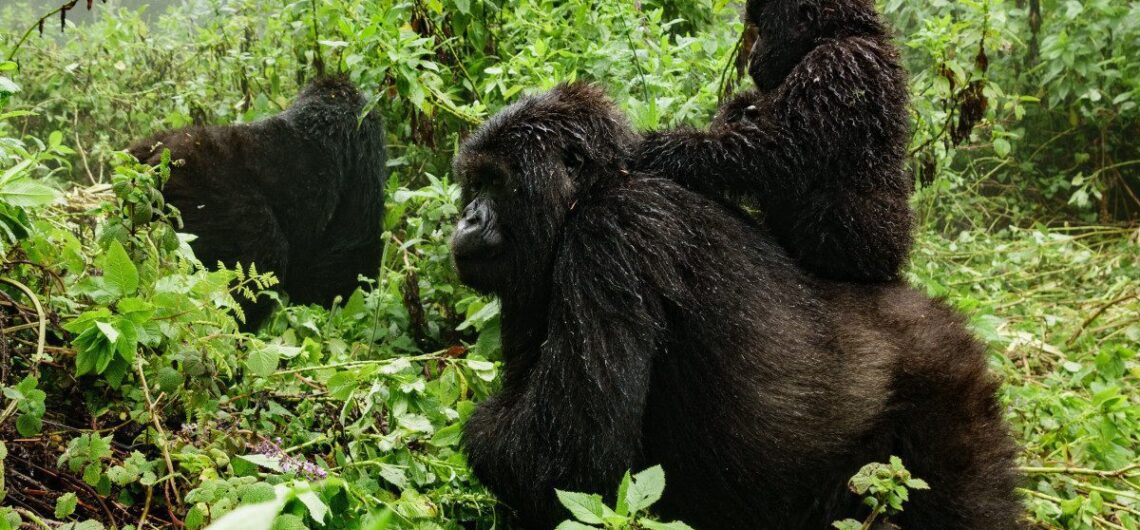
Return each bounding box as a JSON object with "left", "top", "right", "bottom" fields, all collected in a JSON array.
[{"left": 470, "top": 168, "right": 504, "bottom": 192}]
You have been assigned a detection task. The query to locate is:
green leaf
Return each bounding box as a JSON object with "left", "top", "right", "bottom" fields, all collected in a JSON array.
[
  {"left": 82, "top": 463, "right": 102, "bottom": 486},
  {"left": 429, "top": 423, "right": 462, "bottom": 447},
  {"left": 555, "top": 491, "right": 609, "bottom": 525},
  {"left": 615, "top": 471, "right": 632, "bottom": 516},
  {"left": 15, "top": 414, "right": 41, "bottom": 436},
  {"left": 246, "top": 347, "right": 280, "bottom": 378},
  {"left": 326, "top": 371, "right": 359, "bottom": 401},
  {"left": 293, "top": 484, "right": 329, "bottom": 525},
  {"left": 554, "top": 522, "right": 600, "bottom": 530},
  {"left": 0, "top": 180, "right": 58, "bottom": 207},
  {"left": 627, "top": 465, "right": 665, "bottom": 513},
  {"left": 361, "top": 509, "right": 393, "bottom": 530},
  {"left": 237, "top": 454, "right": 284, "bottom": 472},
  {"left": 202, "top": 496, "right": 287, "bottom": 530},
  {"left": 95, "top": 321, "right": 120, "bottom": 344},
  {"left": 102, "top": 240, "right": 139, "bottom": 296},
  {"left": 993, "top": 137, "right": 1011, "bottom": 158},
  {"left": 55, "top": 492, "right": 78, "bottom": 519}
]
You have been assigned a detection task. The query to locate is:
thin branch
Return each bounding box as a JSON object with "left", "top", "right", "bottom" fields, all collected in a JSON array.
[
  {"left": 5, "top": 0, "right": 82, "bottom": 62},
  {"left": 133, "top": 357, "right": 183, "bottom": 505},
  {"left": 1021, "top": 464, "right": 1140, "bottom": 479},
  {"left": 1066, "top": 293, "right": 1138, "bottom": 346}
]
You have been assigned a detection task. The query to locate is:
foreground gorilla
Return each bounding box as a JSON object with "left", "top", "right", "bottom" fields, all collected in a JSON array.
[
  {"left": 633, "top": 0, "right": 913, "bottom": 282},
  {"left": 129, "top": 78, "right": 386, "bottom": 328},
  {"left": 453, "top": 84, "right": 1021, "bottom": 530}
]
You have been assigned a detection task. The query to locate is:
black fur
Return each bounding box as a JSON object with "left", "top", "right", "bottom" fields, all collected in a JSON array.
[
  {"left": 454, "top": 84, "right": 1021, "bottom": 530},
  {"left": 632, "top": 0, "right": 914, "bottom": 282},
  {"left": 129, "top": 78, "right": 387, "bottom": 328}
]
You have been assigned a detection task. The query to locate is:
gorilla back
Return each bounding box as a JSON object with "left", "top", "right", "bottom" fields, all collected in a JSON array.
[
  {"left": 453, "top": 84, "right": 1022, "bottom": 529},
  {"left": 129, "top": 78, "right": 387, "bottom": 328},
  {"left": 633, "top": 0, "right": 914, "bottom": 283}
]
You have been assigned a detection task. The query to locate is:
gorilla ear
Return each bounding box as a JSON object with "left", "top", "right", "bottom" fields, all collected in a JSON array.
[{"left": 562, "top": 147, "right": 586, "bottom": 173}]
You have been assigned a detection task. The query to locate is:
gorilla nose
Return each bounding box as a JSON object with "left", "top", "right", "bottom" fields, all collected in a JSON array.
[
  {"left": 452, "top": 202, "right": 502, "bottom": 258},
  {"left": 458, "top": 203, "right": 487, "bottom": 233}
]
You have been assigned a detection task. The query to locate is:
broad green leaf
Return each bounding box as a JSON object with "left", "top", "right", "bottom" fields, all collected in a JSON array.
[
  {"left": 95, "top": 321, "right": 120, "bottom": 344},
  {"left": 237, "top": 454, "right": 284, "bottom": 472},
  {"left": 202, "top": 496, "right": 286, "bottom": 530},
  {"left": 102, "top": 240, "right": 139, "bottom": 296},
  {"left": 15, "top": 414, "right": 41, "bottom": 437},
  {"left": 555, "top": 491, "right": 610, "bottom": 525},
  {"left": 326, "top": 371, "right": 359, "bottom": 400},
  {"left": 55, "top": 492, "right": 78, "bottom": 518},
  {"left": 294, "top": 484, "right": 329, "bottom": 525},
  {"left": 554, "top": 522, "right": 599, "bottom": 530},
  {"left": 627, "top": 465, "right": 666, "bottom": 513},
  {"left": 0, "top": 159, "right": 33, "bottom": 186},
  {"left": 615, "top": 471, "right": 632, "bottom": 516},
  {"left": 246, "top": 347, "right": 280, "bottom": 378},
  {"left": 429, "top": 423, "right": 462, "bottom": 447},
  {"left": 361, "top": 510, "right": 394, "bottom": 530},
  {"left": 0, "top": 180, "right": 58, "bottom": 207}
]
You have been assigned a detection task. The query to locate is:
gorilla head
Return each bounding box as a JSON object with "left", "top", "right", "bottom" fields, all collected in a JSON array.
[
  {"left": 450, "top": 84, "right": 636, "bottom": 295},
  {"left": 745, "top": 0, "right": 885, "bottom": 90}
]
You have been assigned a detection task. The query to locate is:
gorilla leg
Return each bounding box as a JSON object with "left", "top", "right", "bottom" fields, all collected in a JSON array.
[{"left": 878, "top": 289, "right": 1024, "bottom": 530}]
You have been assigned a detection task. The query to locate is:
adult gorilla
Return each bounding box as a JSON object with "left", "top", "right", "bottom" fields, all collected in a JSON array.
[
  {"left": 129, "top": 78, "right": 386, "bottom": 328},
  {"left": 452, "top": 84, "right": 1021, "bottom": 530}
]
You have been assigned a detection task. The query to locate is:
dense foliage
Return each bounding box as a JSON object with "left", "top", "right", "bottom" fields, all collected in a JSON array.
[{"left": 0, "top": 1, "right": 1136, "bottom": 529}]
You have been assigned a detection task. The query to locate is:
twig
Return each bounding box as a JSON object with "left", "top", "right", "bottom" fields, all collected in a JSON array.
[
  {"left": 1066, "top": 292, "right": 1138, "bottom": 346},
  {"left": 138, "top": 486, "right": 154, "bottom": 530},
  {"left": 4, "top": 0, "right": 81, "bottom": 62},
  {"left": 72, "top": 108, "right": 98, "bottom": 185},
  {"left": 1020, "top": 489, "right": 1128, "bottom": 530},
  {"left": 1020, "top": 464, "right": 1140, "bottom": 478},
  {"left": 12, "top": 507, "right": 53, "bottom": 530},
  {"left": 0, "top": 278, "right": 47, "bottom": 369},
  {"left": 617, "top": 6, "right": 650, "bottom": 104},
  {"left": 0, "top": 277, "right": 48, "bottom": 426},
  {"left": 133, "top": 357, "right": 183, "bottom": 505}
]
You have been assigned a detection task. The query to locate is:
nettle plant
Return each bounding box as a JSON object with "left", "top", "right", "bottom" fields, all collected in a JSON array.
[
  {"left": 554, "top": 466, "right": 693, "bottom": 530},
  {"left": 831, "top": 457, "right": 930, "bottom": 530},
  {"left": 64, "top": 152, "right": 277, "bottom": 385}
]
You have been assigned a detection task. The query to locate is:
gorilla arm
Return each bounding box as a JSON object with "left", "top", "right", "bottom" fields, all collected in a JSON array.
[
  {"left": 462, "top": 216, "right": 662, "bottom": 529},
  {"left": 631, "top": 95, "right": 805, "bottom": 204},
  {"left": 633, "top": 39, "right": 907, "bottom": 206}
]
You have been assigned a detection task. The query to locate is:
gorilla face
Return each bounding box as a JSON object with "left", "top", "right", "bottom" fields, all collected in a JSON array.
[{"left": 450, "top": 84, "right": 634, "bottom": 296}]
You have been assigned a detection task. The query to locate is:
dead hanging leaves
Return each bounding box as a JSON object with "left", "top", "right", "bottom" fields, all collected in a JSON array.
[
  {"left": 9, "top": 0, "right": 106, "bottom": 62},
  {"left": 940, "top": 36, "right": 992, "bottom": 147},
  {"left": 39, "top": 0, "right": 105, "bottom": 36}
]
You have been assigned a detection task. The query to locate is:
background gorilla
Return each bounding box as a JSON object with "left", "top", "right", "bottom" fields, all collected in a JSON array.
[
  {"left": 453, "top": 84, "right": 1021, "bottom": 530},
  {"left": 129, "top": 78, "right": 386, "bottom": 328},
  {"left": 632, "top": 0, "right": 913, "bottom": 282}
]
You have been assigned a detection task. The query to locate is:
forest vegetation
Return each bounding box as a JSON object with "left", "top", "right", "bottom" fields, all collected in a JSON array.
[{"left": 0, "top": 1, "right": 1137, "bottom": 529}]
